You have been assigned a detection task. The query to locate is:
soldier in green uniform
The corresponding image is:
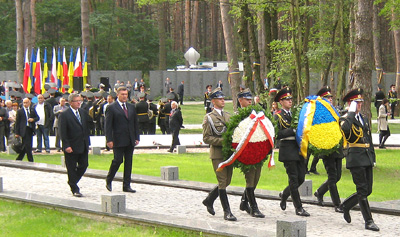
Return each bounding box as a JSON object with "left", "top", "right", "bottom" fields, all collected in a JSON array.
[
  {"left": 202, "top": 88, "right": 236, "bottom": 221},
  {"left": 237, "top": 88, "right": 265, "bottom": 218},
  {"left": 339, "top": 88, "right": 379, "bottom": 231},
  {"left": 388, "top": 84, "right": 397, "bottom": 119}
]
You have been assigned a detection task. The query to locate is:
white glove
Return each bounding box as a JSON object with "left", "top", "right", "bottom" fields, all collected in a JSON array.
[
  {"left": 205, "top": 107, "right": 207, "bottom": 110},
  {"left": 348, "top": 101, "right": 357, "bottom": 113}
]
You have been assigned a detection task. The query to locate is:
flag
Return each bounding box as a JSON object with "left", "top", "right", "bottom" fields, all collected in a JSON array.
[
  {"left": 23, "top": 49, "right": 31, "bottom": 93},
  {"left": 62, "top": 47, "right": 69, "bottom": 93},
  {"left": 34, "top": 48, "right": 42, "bottom": 94},
  {"left": 74, "top": 47, "right": 82, "bottom": 77},
  {"left": 57, "top": 47, "right": 63, "bottom": 89},
  {"left": 30, "top": 48, "right": 36, "bottom": 93},
  {"left": 42, "top": 48, "right": 48, "bottom": 91},
  {"left": 82, "top": 47, "right": 88, "bottom": 86},
  {"left": 51, "top": 47, "right": 57, "bottom": 85},
  {"left": 68, "top": 48, "right": 74, "bottom": 92}
]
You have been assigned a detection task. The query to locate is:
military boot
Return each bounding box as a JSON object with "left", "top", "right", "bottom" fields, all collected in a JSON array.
[
  {"left": 359, "top": 198, "right": 380, "bottom": 231},
  {"left": 219, "top": 189, "right": 237, "bottom": 221},
  {"left": 246, "top": 187, "right": 265, "bottom": 218},
  {"left": 239, "top": 190, "right": 250, "bottom": 214},
  {"left": 202, "top": 186, "right": 219, "bottom": 215}
]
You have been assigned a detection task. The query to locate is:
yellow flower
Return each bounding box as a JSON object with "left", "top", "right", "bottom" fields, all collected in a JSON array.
[{"left": 308, "top": 122, "right": 342, "bottom": 150}]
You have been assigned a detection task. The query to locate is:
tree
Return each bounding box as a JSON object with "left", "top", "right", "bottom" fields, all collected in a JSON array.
[
  {"left": 81, "top": 0, "right": 90, "bottom": 83},
  {"left": 15, "top": 0, "right": 24, "bottom": 82}
]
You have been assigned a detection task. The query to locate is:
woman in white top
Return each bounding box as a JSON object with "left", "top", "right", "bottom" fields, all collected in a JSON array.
[{"left": 378, "top": 98, "right": 390, "bottom": 148}]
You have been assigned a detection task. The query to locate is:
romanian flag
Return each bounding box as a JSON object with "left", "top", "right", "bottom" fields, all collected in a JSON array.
[
  {"left": 30, "top": 48, "right": 36, "bottom": 93},
  {"left": 57, "top": 47, "right": 63, "bottom": 88},
  {"left": 68, "top": 48, "right": 74, "bottom": 92},
  {"left": 74, "top": 47, "right": 83, "bottom": 77},
  {"left": 82, "top": 47, "right": 88, "bottom": 86},
  {"left": 34, "top": 48, "right": 42, "bottom": 94},
  {"left": 23, "top": 48, "right": 31, "bottom": 93},
  {"left": 62, "top": 47, "right": 68, "bottom": 93},
  {"left": 51, "top": 47, "right": 57, "bottom": 85},
  {"left": 42, "top": 48, "right": 49, "bottom": 91}
]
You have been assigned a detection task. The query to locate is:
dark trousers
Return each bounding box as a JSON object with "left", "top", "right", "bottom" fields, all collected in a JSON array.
[
  {"left": 16, "top": 127, "right": 34, "bottom": 162},
  {"left": 169, "top": 128, "right": 180, "bottom": 151},
  {"left": 107, "top": 145, "right": 134, "bottom": 189},
  {"left": 138, "top": 122, "right": 149, "bottom": 135},
  {"left": 281, "top": 160, "right": 306, "bottom": 208},
  {"left": 317, "top": 158, "right": 343, "bottom": 206},
  {"left": 165, "top": 117, "right": 171, "bottom": 134},
  {"left": 148, "top": 122, "right": 156, "bottom": 135},
  {"left": 64, "top": 149, "right": 88, "bottom": 193},
  {"left": 55, "top": 127, "right": 61, "bottom": 149},
  {"left": 0, "top": 125, "right": 5, "bottom": 151},
  {"left": 305, "top": 155, "right": 320, "bottom": 172},
  {"left": 342, "top": 166, "right": 373, "bottom": 211},
  {"left": 159, "top": 123, "right": 166, "bottom": 134},
  {"left": 179, "top": 94, "right": 184, "bottom": 105},
  {"left": 391, "top": 102, "right": 397, "bottom": 119},
  {"left": 36, "top": 124, "right": 50, "bottom": 152}
]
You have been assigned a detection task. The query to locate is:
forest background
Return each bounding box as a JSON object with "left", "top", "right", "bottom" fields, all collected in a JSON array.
[{"left": 2, "top": 0, "right": 400, "bottom": 117}]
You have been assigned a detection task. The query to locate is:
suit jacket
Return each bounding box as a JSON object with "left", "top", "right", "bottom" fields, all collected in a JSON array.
[
  {"left": 46, "top": 97, "right": 58, "bottom": 109},
  {"left": 59, "top": 108, "right": 92, "bottom": 154},
  {"left": 135, "top": 100, "right": 150, "bottom": 123},
  {"left": 53, "top": 104, "right": 68, "bottom": 128},
  {"left": 169, "top": 109, "right": 183, "bottom": 131},
  {"left": 149, "top": 102, "right": 158, "bottom": 124},
  {"left": 340, "top": 112, "right": 375, "bottom": 168},
  {"left": 34, "top": 102, "right": 53, "bottom": 128},
  {"left": 15, "top": 106, "right": 39, "bottom": 137},
  {"left": 105, "top": 101, "right": 140, "bottom": 147},
  {"left": 0, "top": 107, "right": 9, "bottom": 126},
  {"left": 202, "top": 110, "right": 230, "bottom": 159},
  {"left": 178, "top": 84, "right": 184, "bottom": 96},
  {"left": 274, "top": 109, "right": 302, "bottom": 162}
]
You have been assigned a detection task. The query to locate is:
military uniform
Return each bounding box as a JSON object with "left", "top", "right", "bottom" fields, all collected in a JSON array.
[
  {"left": 162, "top": 99, "right": 173, "bottom": 134},
  {"left": 313, "top": 86, "right": 344, "bottom": 212},
  {"left": 135, "top": 98, "right": 150, "bottom": 135},
  {"left": 202, "top": 88, "right": 236, "bottom": 221},
  {"left": 157, "top": 99, "right": 167, "bottom": 134},
  {"left": 274, "top": 88, "right": 309, "bottom": 216},
  {"left": 339, "top": 88, "right": 379, "bottom": 231},
  {"left": 388, "top": 86, "right": 397, "bottom": 119},
  {"left": 204, "top": 90, "right": 212, "bottom": 113},
  {"left": 148, "top": 101, "right": 158, "bottom": 134}
]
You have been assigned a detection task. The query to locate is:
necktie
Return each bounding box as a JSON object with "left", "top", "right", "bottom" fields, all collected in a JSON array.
[
  {"left": 122, "top": 103, "right": 128, "bottom": 118},
  {"left": 76, "top": 111, "right": 81, "bottom": 124},
  {"left": 357, "top": 114, "right": 363, "bottom": 126},
  {"left": 221, "top": 111, "right": 224, "bottom": 117},
  {"left": 26, "top": 108, "right": 30, "bottom": 126}
]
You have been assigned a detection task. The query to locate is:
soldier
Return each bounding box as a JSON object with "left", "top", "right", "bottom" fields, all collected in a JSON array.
[
  {"left": 167, "top": 87, "right": 179, "bottom": 103},
  {"left": 157, "top": 98, "right": 167, "bottom": 134},
  {"left": 313, "top": 86, "right": 344, "bottom": 213},
  {"left": 202, "top": 88, "right": 236, "bottom": 221},
  {"left": 237, "top": 89, "right": 265, "bottom": 218},
  {"left": 339, "top": 88, "right": 379, "bottom": 231},
  {"left": 275, "top": 87, "right": 310, "bottom": 217},
  {"left": 388, "top": 84, "right": 397, "bottom": 119},
  {"left": 374, "top": 84, "right": 385, "bottom": 115},
  {"left": 148, "top": 96, "right": 158, "bottom": 135},
  {"left": 135, "top": 92, "right": 150, "bottom": 135},
  {"left": 204, "top": 85, "right": 212, "bottom": 113},
  {"left": 162, "top": 94, "right": 174, "bottom": 134}
]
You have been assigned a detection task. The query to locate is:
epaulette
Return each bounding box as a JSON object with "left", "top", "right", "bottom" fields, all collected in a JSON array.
[{"left": 275, "top": 110, "right": 282, "bottom": 114}]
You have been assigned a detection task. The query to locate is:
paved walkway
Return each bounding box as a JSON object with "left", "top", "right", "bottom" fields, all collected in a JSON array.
[{"left": 1, "top": 159, "right": 400, "bottom": 236}]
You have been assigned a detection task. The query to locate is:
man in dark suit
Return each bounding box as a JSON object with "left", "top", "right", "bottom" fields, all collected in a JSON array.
[
  {"left": 105, "top": 87, "right": 140, "bottom": 193},
  {"left": 59, "top": 93, "right": 92, "bottom": 197},
  {"left": 15, "top": 98, "right": 39, "bottom": 162},
  {"left": 339, "top": 88, "right": 379, "bottom": 231},
  {"left": 168, "top": 101, "right": 183, "bottom": 152},
  {"left": 274, "top": 88, "right": 310, "bottom": 217},
  {"left": 216, "top": 80, "right": 223, "bottom": 91},
  {"left": 162, "top": 95, "right": 174, "bottom": 134},
  {"left": 177, "top": 81, "right": 184, "bottom": 105}
]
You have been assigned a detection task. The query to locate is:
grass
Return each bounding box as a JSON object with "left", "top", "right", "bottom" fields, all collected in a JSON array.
[
  {"left": 180, "top": 101, "right": 234, "bottom": 124},
  {"left": 1, "top": 149, "right": 399, "bottom": 202},
  {"left": 0, "top": 200, "right": 199, "bottom": 236}
]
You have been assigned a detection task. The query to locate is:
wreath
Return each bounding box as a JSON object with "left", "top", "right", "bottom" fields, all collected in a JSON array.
[{"left": 221, "top": 105, "right": 276, "bottom": 173}]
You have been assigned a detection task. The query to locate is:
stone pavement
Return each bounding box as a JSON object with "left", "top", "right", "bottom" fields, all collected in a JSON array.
[{"left": 1, "top": 159, "right": 400, "bottom": 236}]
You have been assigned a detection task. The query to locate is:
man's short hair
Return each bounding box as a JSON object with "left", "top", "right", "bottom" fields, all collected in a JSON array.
[
  {"left": 68, "top": 93, "right": 81, "bottom": 103},
  {"left": 171, "top": 101, "right": 178, "bottom": 107},
  {"left": 117, "top": 86, "right": 128, "bottom": 93}
]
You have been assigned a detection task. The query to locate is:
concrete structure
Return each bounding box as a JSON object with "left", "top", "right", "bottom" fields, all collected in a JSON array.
[
  {"left": 91, "top": 147, "right": 101, "bottom": 155},
  {"left": 161, "top": 166, "right": 179, "bottom": 181},
  {"left": 0, "top": 177, "right": 2, "bottom": 192},
  {"left": 299, "top": 180, "right": 312, "bottom": 197},
  {"left": 101, "top": 194, "right": 126, "bottom": 213},
  {"left": 61, "top": 156, "right": 65, "bottom": 168},
  {"left": 177, "top": 145, "right": 186, "bottom": 154},
  {"left": 6, "top": 146, "right": 16, "bottom": 155},
  {"left": 276, "top": 218, "right": 306, "bottom": 237}
]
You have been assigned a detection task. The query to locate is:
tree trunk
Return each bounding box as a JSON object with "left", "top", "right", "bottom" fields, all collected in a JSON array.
[
  {"left": 30, "top": 0, "right": 36, "bottom": 47},
  {"left": 392, "top": 10, "right": 400, "bottom": 117},
  {"left": 23, "top": 0, "right": 31, "bottom": 50},
  {"left": 373, "top": 3, "right": 384, "bottom": 86},
  {"left": 303, "top": 0, "right": 311, "bottom": 97},
  {"left": 184, "top": 0, "right": 190, "bottom": 51},
  {"left": 238, "top": 4, "right": 252, "bottom": 90},
  {"left": 220, "top": 0, "right": 240, "bottom": 110},
  {"left": 16, "top": 0, "right": 24, "bottom": 84},
  {"left": 353, "top": 0, "right": 373, "bottom": 121},
  {"left": 246, "top": 7, "right": 262, "bottom": 94},
  {"left": 290, "top": 0, "right": 304, "bottom": 102},
  {"left": 348, "top": 4, "right": 355, "bottom": 89},
  {"left": 264, "top": 8, "right": 272, "bottom": 88},
  {"left": 81, "top": 0, "right": 91, "bottom": 83},
  {"left": 191, "top": 0, "right": 199, "bottom": 49},
  {"left": 336, "top": 0, "right": 349, "bottom": 106},
  {"left": 158, "top": 3, "right": 167, "bottom": 70}
]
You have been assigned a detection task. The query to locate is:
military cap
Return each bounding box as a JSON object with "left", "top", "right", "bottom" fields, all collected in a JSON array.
[
  {"left": 317, "top": 86, "right": 333, "bottom": 98},
  {"left": 209, "top": 88, "right": 225, "bottom": 100},
  {"left": 342, "top": 88, "right": 364, "bottom": 102},
  {"left": 44, "top": 84, "right": 51, "bottom": 90},
  {"left": 274, "top": 87, "right": 293, "bottom": 102},
  {"left": 166, "top": 93, "right": 175, "bottom": 100},
  {"left": 99, "top": 83, "right": 105, "bottom": 88},
  {"left": 110, "top": 92, "right": 117, "bottom": 98},
  {"left": 390, "top": 84, "right": 396, "bottom": 88},
  {"left": 43, "top": 92, "right": 50, "bottom": 99},
  {"left": 377, "top": 84, "right": 383, "bottom": 89},
  {"left": 80, "top": 91, "right": 88, "bottom": 97},
  {"left": 86, "top": 91, "right": 94, "bottom": 98},
  {"left": 25, "top": 93, "right": 34, "bottom": 99},
  {"left": 161, "top": 98, "right": 168, "bottom": 103},
  {"left": 206, "top": 85, "right": 212, "bottom": 89},
  {"left": 237, "top": 88, "right": 253, "bottom": 99},
  {"left": 63, "top": 85, "right": 70, "bottom": 89},
  {"left": 147, "top": 94, "right": 154, "bottom": 101},
  {"left": 62, "top": 94, "right": 69, "bottom": 100},
  {"left": 239, "top": 84, "right": 246, "bottom": 90},
  {"left": 94, "top": 92, "right": 102, "bottom": 98},
  {"left": 15, "top": 91, "right": 23, "bottom": 98},
  {"left": 85, "top": 84, "right": 91, "bottom": 88},
  {"left": 9, "top": 91, "right": 17, "bottom": 97},
  {"left": 48, "top": 88, "right": 57, "bottom": 94}
]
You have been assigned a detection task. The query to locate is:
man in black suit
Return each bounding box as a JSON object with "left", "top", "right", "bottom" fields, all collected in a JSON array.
[
  {"left": 59, "top": 93, "right": 92, "bottom": 197},
  {"left": 274, "top": 87, "right": 310, "bottom": 217},
  {"left": 177, "top": 81, "right": 184, "bottom": 105},
  {"left": 105, "top": 87, "right": 140, "bottom": 193},
  {"left": 15, "top": 98, "right": 39, "bottom": 162},
  {"left": 168, "top": 101, "right": 183, "bottom": 152}
]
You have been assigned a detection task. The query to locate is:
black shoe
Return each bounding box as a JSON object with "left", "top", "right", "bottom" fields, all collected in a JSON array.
[
  {"left": 106, "top": 181, "right": 112, "bottom": 192},
  {"left": 219, "top": 189, "right": 237, "bottom": 221},
  {"left": 46, "top": 150, "right": 50, "bottom": 153},
  {"left": 57, "top": 149, "right": 61, "bottom": 152},
  {"left": 73, "top": 192, "right": 83, "bottom": 197},
  {"left": 246, "top": 188, "right": 265, "bottom": 218},
  {"left": 224, "top": 211, "right": 237, "bottom": 221},
  {"left": 305, "top": 170, "right": 310, "bottom": 175},
  {"left": 34, "top": 150, "right": 42, "bottom": 153},
  {"left": 310, "top": 170, "right": 320, "bottom": 175},
  {"left": 335, "top": 205, "right": 344, "bottom": 213},
  {"left": 365, "top": 220, "right": 380, "bottom": 231},
  {"left": 295, "top": 207, "right": 310, "bottom": 217},
  {"left": 239, "top": 191, "right": 251, "bottom": 214},
  {"left": 167, "top": 149, "right": 173, "bottom": 153},
  {"left": 279, "top": 192, "right": 286, "bottom": 210},
  {"left": 202, "top": 199, "right": 216, "bottom": 215},
  {"left": 123, "top": 187, "right": 136, "bottom": 193},
  {"left": 314, "top": 191, "right": 324, "bottom": 206},
  {"left": 341, "top": 204, "right": 351, "bottom": 223}
]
